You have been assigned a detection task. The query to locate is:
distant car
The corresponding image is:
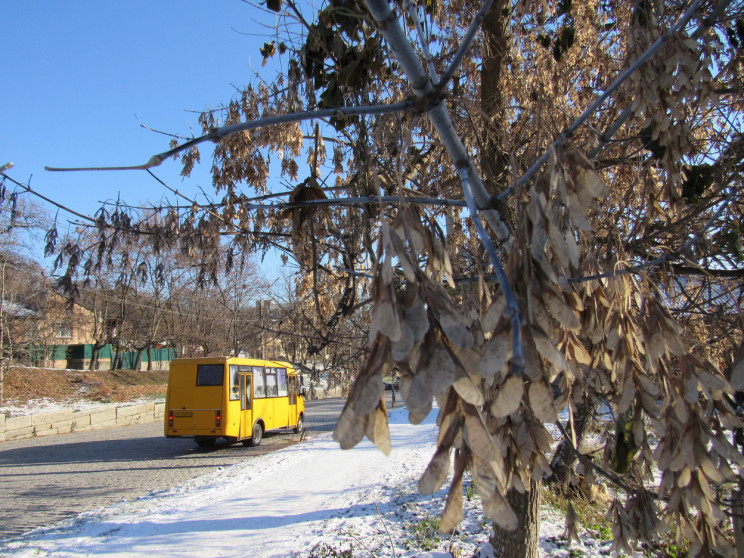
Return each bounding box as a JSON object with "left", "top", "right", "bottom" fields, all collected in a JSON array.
[{"left": 384, "top": 382, "right": 392, "bottom": 391}]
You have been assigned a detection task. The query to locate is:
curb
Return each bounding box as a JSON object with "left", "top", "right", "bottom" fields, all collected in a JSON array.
[{"left": 1, "top": 401, "right": 165, "bottom": 442}]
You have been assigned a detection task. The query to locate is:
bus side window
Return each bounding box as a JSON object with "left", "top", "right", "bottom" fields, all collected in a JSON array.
[
  {"left": 229, "top": 365, "right": 240, "bottom": 401},
  {"left": 253, "top": 367, "right": 266, "bottom": 398},
  {"left": 277, "top": 368, "right": 288, "bottom": 397},
  {"left": 265, "top": 369, "right": 278, "bottom": 397}
]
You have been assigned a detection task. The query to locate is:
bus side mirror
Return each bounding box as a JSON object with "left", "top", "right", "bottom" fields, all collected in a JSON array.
[{"left": 300, "top": 388, "right": 307, "bottom": 398}]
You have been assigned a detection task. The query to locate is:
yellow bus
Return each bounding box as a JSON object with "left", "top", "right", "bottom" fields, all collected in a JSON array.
[{"left": 164, "top": 357, "right": 305, "bottom": 447}]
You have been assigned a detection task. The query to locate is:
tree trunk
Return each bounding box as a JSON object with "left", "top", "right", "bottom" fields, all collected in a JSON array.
[
  {"left": 111, "top": 344, "right": 121, "bottom": 371},
  {"left": 489, "top": 479, "right": 542, "bottom": 558},
  {"left": 481, "top": 0, "right": 510, "bottom": 198},
  {"left": 133, "top": 348, "right": 144, "bottom": 371},
  {"left": 89, "top": 342, "right": 100, "bottom": 371},
  {"left": 548, "top": 395, "right": 594, "bottom": 489},
  {"left": 147, "top": 345, "right": 153, "bottom": 371},
  {"left": 480, "top": 3, "right": 542, "bottom": 555},
  {"left": 0, "top": 358, "right": 5, "bottom": 405}
]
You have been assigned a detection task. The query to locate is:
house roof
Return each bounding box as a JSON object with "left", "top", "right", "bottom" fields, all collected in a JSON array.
[{"left": 1, "top": 300, "right": 40, "bottom": 318}]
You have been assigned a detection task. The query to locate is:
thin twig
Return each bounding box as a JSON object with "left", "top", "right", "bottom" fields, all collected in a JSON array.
[
  {"left": 45, "top": 100, "right": 416, "bottom": 172},
  {"left": 435, "top": 0, "right": 495, "bottom": 90},
  {"left": 568, "top": 185, "right": 739, "bottom": 283},
  {"left": 374, "top": 502, "right": 397, "bottom": 558},
  {"left": 1, "top": 171, "right": 96, "bottom": 224},
  {"left": 406, "top": 0, "right": 438, "bottom": 82}
]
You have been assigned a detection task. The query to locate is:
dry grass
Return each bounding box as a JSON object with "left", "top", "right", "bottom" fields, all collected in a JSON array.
[{"left": 2, "top": 365, "right": 168, "bottom": 405}]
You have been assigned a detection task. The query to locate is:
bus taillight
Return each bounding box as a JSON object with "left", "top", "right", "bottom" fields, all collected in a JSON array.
[
  {"left": 168, "top": 411, "right": 174, "bottom": 427},
  {"left": 216, "top": 411, "right": 222, "bottom": 427}
]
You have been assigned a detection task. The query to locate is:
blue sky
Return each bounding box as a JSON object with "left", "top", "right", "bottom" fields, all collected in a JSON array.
[{"left": 2, "top": 1, "right": 290, "bottom": 272}]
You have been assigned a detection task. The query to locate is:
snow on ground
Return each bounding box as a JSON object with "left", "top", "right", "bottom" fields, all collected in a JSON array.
[
  {"left": 0, "top": 396, "right": 166, "bottom": 418},
  {"left": 0, "top": 407, "right": 635, "bottom": 558}
]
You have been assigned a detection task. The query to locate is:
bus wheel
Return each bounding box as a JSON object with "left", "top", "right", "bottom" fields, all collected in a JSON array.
[
  {"left": 195, "top": 436, "right": 216, "bottom": 447},
  {"left": 293, "top": 414, "right": 304, "bottom": 434},
  {"left": 247, "top": 422, "right": 263, "bottom": 447}
]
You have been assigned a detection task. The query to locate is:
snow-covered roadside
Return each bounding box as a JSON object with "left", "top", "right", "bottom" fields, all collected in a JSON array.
[
  {"left": 0, "top": 396, "right": 165, "bottom": 418},
  {"left": 0, "top": 406, "right": 638, "bottom": 558},
  {"left": 0, "top": 409, "right": 632, "bottom": 557}
]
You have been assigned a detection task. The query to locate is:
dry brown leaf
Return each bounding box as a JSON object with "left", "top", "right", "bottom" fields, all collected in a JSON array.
[
  {"left": 369, "top": 282, "right": 402, "bottom": 344},
  {"left": 528, "top": 289, "right": 553, "bottom": 338},
  {"left": 528, "top": 379, "right": 557, "bottom": 422},
  {"left": 391, "top": 321, "right": 414, "bottom": 362},
  {"left": 491, "top": 375, "right": 524, "bottom": 418},
  {"left": 698, "top": 369, "right": 732, "bottom": 395},
  {"left": 482, "top": 491, "right": 518, "bottom": 531},
  {"left": 565, "top": 230, "right": 580, "bottom": 268},
  {"left": 530, "top": 223, "right": 559, "bottom": 283},
  {"left": 382, "top": 251, "right": 395, "bottom": 285},
  {"left": 532, "top": 328, "right": 570, "bottom": 372},
  {"left": 440, "top": 449, "right": 468, "bottom": 533},
  {"left": 530, "top": 421, "right": 556, "bottom": 453},
  {"left": 333, "top": 405, "right": 368, "bottom": 450},
  {"left": 478, "top": 333, "right": 510, "bottom": 376},
  {"left": 522, "top": 331, "right": 546, "bottom": 382},
  {"left": 564, "top": 502, "right": 581, "bottom": 545},
  {"left": 437, "top": 309, "right": 475, "bottom": 349},
  {"left": 569, "top": 338, "right": 592, "bottom": 366},
  {"left": 349, "top": 338, "right": 389, "bottom": 415},
  {"left": 547, "top": 218, "right": 570, "bottom": 270},
  {"left": 542, "top": 289, "right": 580, "bottom": 330},
  {"left": 404, "top": 295, "right": 430, "bottom": 343},
  {"left": 419, "top": 447, "right": 451, "bottom": 495},
  {"left": 428, "top": 347, "right": 457, "bottom": 395},
  {"left": 422, "top": 280, "right": 474, "bottom": 349},
  {"left": 567, "top": 192, "right": 592, "bottom": 231},
  {"left": 699, "top": 453, "right": 722, "bottom": 483},
  {"left": 729, "top": 341, "right": 744, "bottom": 391},
  {"left": 647, "top": 331, "right": 667, "bottom": 364},
  {"left": 440, "top": 477, "right": 464, "bottom": 533},
  {"left": 618, "top": 373, "right": 635, "bottom": 414},
  {"left": 409, "top": 402, "right": 433, "bottom": 425},
  {"left": 334, "top": 338, "right": 389, "bottom": 449},
  {"left": 482, "top": 294, "right": 506, "bottom": 331},
  {"left": 408, "top": 369, "right": 434, "bottom": 413},
  {"left": 453, "top": 373, "right": 484, "bottom": 406},
  {"left": 463, "top": 403, "right": 503, "bottom": 465},
  {"left": 575, "top": 166, "right": 608, "bottom": 207},
  {"left": 450, "top": 345, "right": 482, "bottom": 376},
  {"left": 637, "top": 373, "right": 660, "bottom": 398},
  {"left": 372, "top": 404, "right": 391, "bottom": 455}
]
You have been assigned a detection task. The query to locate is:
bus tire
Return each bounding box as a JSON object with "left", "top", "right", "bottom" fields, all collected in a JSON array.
[
  {"left": 247, "top": 422, "right": 263, "bottom": 447},
  {"left": 293, "top": 413, "right": 304, "bottom": 434}
]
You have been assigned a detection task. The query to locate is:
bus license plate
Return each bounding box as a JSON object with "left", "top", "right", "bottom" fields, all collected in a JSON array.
[{"left": 174, "top": 411, "right": 193, "bottom": 417}]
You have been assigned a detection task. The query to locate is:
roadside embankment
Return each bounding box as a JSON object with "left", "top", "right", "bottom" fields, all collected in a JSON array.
[{"left": 0, "top": 401, "right": 165, "bottom": 442}]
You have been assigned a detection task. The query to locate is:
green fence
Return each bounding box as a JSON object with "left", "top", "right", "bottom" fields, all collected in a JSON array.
[{"left": 28, "top": 344, "right": 176, "bottom": 370}]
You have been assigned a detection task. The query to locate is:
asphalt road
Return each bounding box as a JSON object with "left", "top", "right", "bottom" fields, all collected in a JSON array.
[
  {"left": 0, "top": 397, "right": 334, "bottom": 540},
  {"left": 0, "top": 393, "right": 403, "bottom": 541}
]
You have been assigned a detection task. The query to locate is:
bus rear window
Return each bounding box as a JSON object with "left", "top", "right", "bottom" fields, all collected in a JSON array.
[{"left": 196, "top": 364, "right": 224, "bottom": 386}]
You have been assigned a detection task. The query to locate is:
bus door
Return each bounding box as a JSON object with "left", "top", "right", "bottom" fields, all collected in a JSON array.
[
  {"left": 288, "top": 374, "right": 298, "bottom": 425},
  {"left": 239, "top": 372, "right": 253, "bottom": 440}
]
